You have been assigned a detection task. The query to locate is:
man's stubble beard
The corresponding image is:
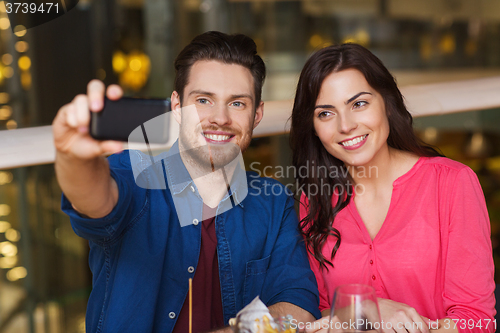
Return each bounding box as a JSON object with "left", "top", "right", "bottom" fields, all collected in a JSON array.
[{"left": 178, "top": 127, "right": 252, "bottom": 173}]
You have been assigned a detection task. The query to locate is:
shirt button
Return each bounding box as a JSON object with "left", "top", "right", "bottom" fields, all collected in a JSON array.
[
  {"left": 372, "top": 275, "right": 376, "bottom": 280},
  {"left": 188, "top": 266, "right": 195, "bottom": 273},
  {"left": 369, "top": 245, "right": 372, "bottom": 250},
  {"left": 193, "top": 219, "right": 199, "bottom": 226},
  {"left": 190, "top": 185, "right": 195, "bottom": 193},
  {"left": 169, "top": 312, "right": 176, "bottom": 319},
  {"left": 370, "top": 260, "right": 373, "bottom": 265}
]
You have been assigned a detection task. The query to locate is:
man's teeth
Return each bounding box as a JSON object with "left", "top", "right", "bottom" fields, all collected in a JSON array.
[
  {"left": 204, "top": 133, "right": 230, "bottom": 141},
  {"left": 341, "top": 135, "right": 367, "bottom": 147}
]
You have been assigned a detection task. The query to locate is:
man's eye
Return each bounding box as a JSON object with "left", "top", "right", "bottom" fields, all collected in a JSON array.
[
  {"left": 231, "top": 101, "right": 244, "bottom": 107},
  {"left": 197, "top": 98, "right": 209, "bottom": 104}
]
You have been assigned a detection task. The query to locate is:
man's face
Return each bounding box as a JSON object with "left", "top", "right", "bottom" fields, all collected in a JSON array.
[{"left": 171, "top": 60, "right": 264, "bottom": 169}]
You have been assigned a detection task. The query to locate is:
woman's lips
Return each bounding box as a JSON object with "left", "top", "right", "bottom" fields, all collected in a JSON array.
[{"left": 339, "top": 134, "right": 368, "bottom": 150}]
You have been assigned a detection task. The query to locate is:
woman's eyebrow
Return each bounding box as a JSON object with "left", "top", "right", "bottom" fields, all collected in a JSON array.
[
  {"left": 315, "top": 92, "right": 373, "bottom": 109},
  {"left": 346, "top": 92, "right": 372, "bottom": 104}
]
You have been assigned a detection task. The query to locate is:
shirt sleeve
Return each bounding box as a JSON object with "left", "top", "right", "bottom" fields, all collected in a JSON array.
[
  {"left": 262, "top": 189, "right": 321, "bottom": 320},
  {"left": 442, "top": 167, "right": 496, "bottom": 333},
  {"left": 299, "top": 193, "right": 331, "bottom": 313},
  {"left": 61, "top": 151, "right": 149, "bottom": 243}
]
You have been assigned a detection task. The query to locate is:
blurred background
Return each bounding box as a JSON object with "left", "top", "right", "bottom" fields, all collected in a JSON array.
[{"left": 0, "top": 0, "right": 500, "bottom": 331}]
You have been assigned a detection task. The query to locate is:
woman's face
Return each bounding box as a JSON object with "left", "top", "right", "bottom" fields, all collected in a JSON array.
[{"left": 313, "top": 68, "right": 390, "bottom": 168}]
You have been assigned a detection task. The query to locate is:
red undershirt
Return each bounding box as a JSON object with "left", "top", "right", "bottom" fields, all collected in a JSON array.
[{"left": 172, "top": 205, "right": 224, "bottom": 333}]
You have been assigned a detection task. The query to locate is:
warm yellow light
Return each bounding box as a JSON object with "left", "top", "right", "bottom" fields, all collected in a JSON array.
[
  {"left": 0, "top": 256, "right": 17, "bottom": 269},
  {"left": 0, "top": 2, "right": 6, "bottom": 13},
  {"left": 0, "top": 221, "right": 11, "bottom": 232},
  {"left": 5, "top": 229, "right": 20, "bottom": 242},
  {"left": 0, "top": 106, "right": 12, "bottom": 120},
  {"left": 0, "top": 204, "right": 10, "bottom": 216},
  {"left": 2, "top": 54, "right": 12, "bottom": 65},
  {"left": 342, "top": 37, "right": 355, "bottom": 44},
  {"left": 112, "top": 51, "right": 127, "bottom": 73},
  {"left": 21, "top": 72, "right": 31, "bottom": 90},
  {"left": 440, "top": 33, "right": 456, "bottom": 55},
  {"left": 0, "top": 241, "right": 17, "bottom": 256},
  {"left": 14, "top": 25, "right": 27, "bottom": 37},
  {"left": 6, "top": 119, "right": 17, "bottom": 129},
  {"left": 0, "top": 171, "right": 13, "bottom": 185},
  {"left": 18, "top": 56, "right": 31, "bottom": 70},
  {"left": 356, "top": 29, "right": 370, "bottom": 47},
  {"left": 0, "top": 92, "right": 9, "bottom": 103},
  {"left": 309, "top": 34, "right": 323, "bottom": 48},
  {"left": 3, "top": 66, "right": 13, "bottom": 78},
  {"left": 0, "top": 18, "right": 10, "bottom": 30},
  {"left": 15, "top": 41, "right": 29, "bottom": 53},
  {"left": 6, "top": 266, "right": 27, "bottom": 281},
  {"left": 129, "top": 58, "right": 142, "bottom": 71}
]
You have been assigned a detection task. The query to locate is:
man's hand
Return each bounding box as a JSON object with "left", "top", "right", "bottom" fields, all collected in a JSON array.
[
  {"left": 268, "top": 302, "right": 316, "bottom": 332},
  {"left": 53, "top": 80, "right": 124, "bottom": 218},
  {"left": 53, "top": 80, "right": 123, "bottom": 159}
]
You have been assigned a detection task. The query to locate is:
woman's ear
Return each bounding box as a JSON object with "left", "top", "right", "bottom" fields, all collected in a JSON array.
[{"left": 171, "top": 91, "right": 182, "bottom": 125}]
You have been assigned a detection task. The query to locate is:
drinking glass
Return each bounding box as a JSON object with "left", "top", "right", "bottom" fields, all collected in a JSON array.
[{"left": 328, "top": 284, "right": 381, "bottom": 333}]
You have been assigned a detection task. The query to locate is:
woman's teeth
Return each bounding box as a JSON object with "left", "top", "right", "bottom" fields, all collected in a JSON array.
[
  {"left": 203, "top": 133, "right": 231, "bottom": 141},
  {"left": 341, "top": 134, "right": 367, "bottom": 147}
]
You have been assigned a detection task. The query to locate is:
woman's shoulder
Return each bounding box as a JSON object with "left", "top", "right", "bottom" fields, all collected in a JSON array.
[
  {"left": 422, "top": 156, "right": 468, "bottom": 170},
  {"left": 417, "top": 156, "right": 479, "bottom": 186}
]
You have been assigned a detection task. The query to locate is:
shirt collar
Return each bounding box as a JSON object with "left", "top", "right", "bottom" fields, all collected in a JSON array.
[{"left": 164, "top": 141, "right": 247, "bottom": 208}]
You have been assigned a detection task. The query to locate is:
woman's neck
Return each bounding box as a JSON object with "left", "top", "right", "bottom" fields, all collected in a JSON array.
[{"left": 348, "top": 147, "right": 416, "bottom": 191}]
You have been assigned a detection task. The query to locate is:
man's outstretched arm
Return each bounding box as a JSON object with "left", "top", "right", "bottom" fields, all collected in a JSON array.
[{"left": 53, "top": 80, "right": 123, "bottom": 218}]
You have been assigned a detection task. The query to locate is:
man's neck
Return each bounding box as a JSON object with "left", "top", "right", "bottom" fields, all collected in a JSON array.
[{"left": 179, "top": 150, "right": 238, "bottom": 209}]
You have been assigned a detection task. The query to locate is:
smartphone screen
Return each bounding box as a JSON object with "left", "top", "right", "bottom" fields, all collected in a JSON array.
[{"left": 90, "top": 97, "right": 171, "bottom": 143}]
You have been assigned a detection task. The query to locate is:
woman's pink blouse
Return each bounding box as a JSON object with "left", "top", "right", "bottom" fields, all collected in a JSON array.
[{"left": 300, "top": 157, "right": 496, "bottom": 333}]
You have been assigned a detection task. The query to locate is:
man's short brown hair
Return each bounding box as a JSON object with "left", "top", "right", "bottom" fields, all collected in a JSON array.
[{"left": 174, "top": 31, "right": 266, "bottom": 107}]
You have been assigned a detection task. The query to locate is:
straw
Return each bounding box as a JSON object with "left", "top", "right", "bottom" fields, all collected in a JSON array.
[{"left": 189, "top": 278, "right": 193, "bottom": 333}]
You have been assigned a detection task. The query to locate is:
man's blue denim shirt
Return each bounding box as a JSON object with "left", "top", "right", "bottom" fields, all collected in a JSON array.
[{"left": 62, "top": 143, "right": 321, "bottom": 333}]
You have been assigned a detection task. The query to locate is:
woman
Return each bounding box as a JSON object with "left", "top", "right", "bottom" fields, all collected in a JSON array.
[{"left": 290, "top": 44, "right": 495, "bottom": 333}]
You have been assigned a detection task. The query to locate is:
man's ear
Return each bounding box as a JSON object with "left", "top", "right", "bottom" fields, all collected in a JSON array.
[
  {"left": 171, "top": 91, "right": 182, "bottom": 125},
  {"left": 253, "top": 101, "right": 264, "bottom": 129}
]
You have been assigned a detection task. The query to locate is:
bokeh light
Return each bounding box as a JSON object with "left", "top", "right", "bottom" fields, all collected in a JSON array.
[
  {"left": 0, "top": 171, "right": 13, "bottom": 184},
  {"left": 14, "top": 25, "right": 27, "bottom": 37},
  {"left": 6, "top": 266, "right": 27, "bottom": 281}
]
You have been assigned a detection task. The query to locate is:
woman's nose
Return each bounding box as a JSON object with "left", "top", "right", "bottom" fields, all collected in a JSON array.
[{"left": 338, "top": 113, "right": 358, "bottom": 134}]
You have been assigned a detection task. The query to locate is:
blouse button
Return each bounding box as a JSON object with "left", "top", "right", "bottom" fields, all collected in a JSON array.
[
  {"left": 169, "top": 312, "right": 176, "bottom": 319},
  {"left": 369, "top": 245, "right": 372, "bottom": 250},
  {"left": 370, "top": 260, "right": 373, "bottom": 265},
  {"left": 188, "top": 266, "right": 195, "bottom": 273},
  {"left": 372, "top": 275, "right": 376, "bottom": 280}
]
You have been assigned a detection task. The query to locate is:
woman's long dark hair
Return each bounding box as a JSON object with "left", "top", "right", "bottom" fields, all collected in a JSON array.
[{"left": 290, "top": 44, "right": 442, "bottom": 270}]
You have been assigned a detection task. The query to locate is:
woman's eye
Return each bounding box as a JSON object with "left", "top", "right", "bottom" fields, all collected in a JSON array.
[
  {"left": 353, "top": 101, "right": 367, "bottom": 108},
  {"left": 318, "top": 111, "right": 332, "bottom": 118}
]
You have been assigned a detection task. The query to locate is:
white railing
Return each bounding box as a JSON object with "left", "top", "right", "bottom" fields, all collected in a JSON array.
[{"left": 1, "top": 76, "right": 500, "bottom": 170}]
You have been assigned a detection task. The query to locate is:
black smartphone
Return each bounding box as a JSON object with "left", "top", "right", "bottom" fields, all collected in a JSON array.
[{"left": 90, "top": 97, "right": 171, "bottom": 143}]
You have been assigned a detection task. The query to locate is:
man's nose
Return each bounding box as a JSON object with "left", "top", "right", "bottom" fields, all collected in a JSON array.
[
  {"left": 208, "top": 104, "right": 231, "bottom": 126},
  {"left": 338, "top": 113, "right": 357, "bottom": 134}
]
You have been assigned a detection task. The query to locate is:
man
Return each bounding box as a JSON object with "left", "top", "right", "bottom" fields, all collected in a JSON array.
[{"left": 53, "top": 31, "right": 320, "bottom": 332}]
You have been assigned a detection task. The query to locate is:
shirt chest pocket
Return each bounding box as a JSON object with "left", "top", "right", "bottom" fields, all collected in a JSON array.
[{"left": 243, "top": 255, "right": 271, "bottom": 305}]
